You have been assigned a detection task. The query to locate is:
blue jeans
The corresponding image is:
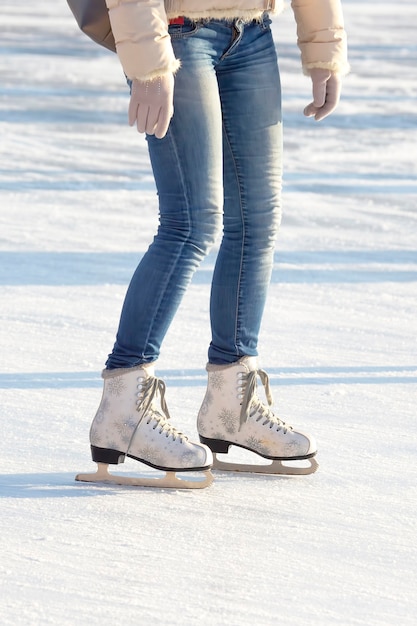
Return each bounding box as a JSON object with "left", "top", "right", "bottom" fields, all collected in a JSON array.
[{"left": 106, "top": 15, "right": 282, "bottom": 369}]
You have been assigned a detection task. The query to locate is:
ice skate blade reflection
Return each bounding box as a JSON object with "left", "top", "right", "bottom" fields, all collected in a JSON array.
[
  {"left": 212, "top": 454, "right": 318, "bottom": 476},
  {"left": 75, "top": 463, "right": 214, "bottom": 489}
]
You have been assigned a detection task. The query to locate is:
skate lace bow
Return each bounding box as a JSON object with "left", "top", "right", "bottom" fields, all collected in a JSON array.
[
  {"left": 239, "top": 368, "right": 288, "bottom": 432},
  {"left": 137, "top": 375, "right": 187, "bottom": 442}
]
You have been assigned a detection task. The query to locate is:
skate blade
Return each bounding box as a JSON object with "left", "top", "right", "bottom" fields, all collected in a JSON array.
[
  {"left": 213, "top": 454, "right": 318, "bottom": 476},
  {"left": 75, "top": 463, "right": 213, "bottom": 489}
]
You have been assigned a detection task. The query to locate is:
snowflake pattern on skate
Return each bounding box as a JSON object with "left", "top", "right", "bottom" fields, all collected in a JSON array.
[
  {"left": 219, "top": 408, "right": 238, "bottom": 434},
  {"left": 138, "top": 444, "right": 165, "bottom": 466},
  {"left": 107, "top": 376, "right": 126, "bottom": 396},
  {"left": 245, "top": 436, "right": 271, "bottom": 456},
  {"left": 209, "top": 371, "right": 225, "bottom": 391},
  {"left": 115, "top": 416, "right": 137, "bottom": 445},
  {"left": 284, "top": 439, "right": 304, "bottom": 454},
  {"left": 181, "top": 449, "right": 201, "bottom": 467},
  {"left": 106, "top": 439, "right": 119, "bottom": 451}
]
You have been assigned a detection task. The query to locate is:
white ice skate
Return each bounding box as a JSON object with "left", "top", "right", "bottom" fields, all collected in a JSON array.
[
  {"left": 76, "top": 364, "right": 213, "bottom": 489},
  {"left": 197, "top": 357, "right": 318, "bottom": 476}
]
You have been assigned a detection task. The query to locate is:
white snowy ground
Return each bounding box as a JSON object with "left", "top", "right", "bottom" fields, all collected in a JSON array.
[{"left": 1, "top": 1, "right": 416, "bottom": 624}]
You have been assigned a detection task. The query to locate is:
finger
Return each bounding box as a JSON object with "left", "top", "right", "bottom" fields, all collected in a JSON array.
[
  {"left": 154, "top": 105, "right": 173, "bottom": 139},
  {"left": 314, "top": 80, "right": 340, "bottom": 121},
  {"left": 128, "top": 97, "right": 138, "bottom": 126},
  {"left": 314, "top": 103, "right": 335, "bottom": 121},
  {"left": 312, "top": 80, "right": 327, "bottom": 108},
  {"left": 303, "top": 102, "right": 318, "bottom": 118},
  {"left": 145, "top": 106, "right": 161, "bottom": 135},
  {"left": 136, "top": 105, "right": 150, "bottom": 134},
  {"left": 314, "top": 96, "right": 338, "bottom": 121}
]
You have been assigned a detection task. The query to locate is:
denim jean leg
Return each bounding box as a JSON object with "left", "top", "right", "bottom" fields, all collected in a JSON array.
[
  {"left": 106, "top": 19, "right": 282, "bottom": 369},
  {"left": 208, "top": 20, "right": 283, "bottom": 364},
  {"left": 106, "top": 30, "right": 224, "bottom": 369}
]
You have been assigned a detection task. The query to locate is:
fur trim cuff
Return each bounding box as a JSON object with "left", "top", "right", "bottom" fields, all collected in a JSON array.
[
  {"left": 102, "top": 362, "right": 156, "bottom": 378},
  {"left": 303, "top": 61, "right": 351, "bottom": 77},
  {"left": 167, "top": 9, "right": 276, "bottom": 20},
  {"left": 131, "top": 59, "right": 181, "bottom": 82}
]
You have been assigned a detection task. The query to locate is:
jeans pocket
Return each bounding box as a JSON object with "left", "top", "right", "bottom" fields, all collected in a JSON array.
[{"left": 169, "top": 20, "right": 202, "bottom": 39}]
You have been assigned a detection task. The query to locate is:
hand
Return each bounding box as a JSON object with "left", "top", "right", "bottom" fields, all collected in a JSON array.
[
  {"left": 304, "top": 69, "right": 341, "bottom": 122},
  {"left": 128, "top": 74, "right": 174, "bottom": 139}
]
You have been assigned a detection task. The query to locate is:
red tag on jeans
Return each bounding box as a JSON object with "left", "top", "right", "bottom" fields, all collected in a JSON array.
[{"left": 169, "top": 17, "right": 185, "bottom": 25}]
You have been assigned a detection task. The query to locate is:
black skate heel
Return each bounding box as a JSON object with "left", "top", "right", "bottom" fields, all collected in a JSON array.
[
  {"left": 91, "top": 445, "right": 126, "bottom": 465},
  {"left": 199, "top": 436, "right": 231, "bottom": 454}
]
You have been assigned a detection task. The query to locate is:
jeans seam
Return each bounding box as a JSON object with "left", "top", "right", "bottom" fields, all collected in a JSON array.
[{"left": 222, "top": 121, "right": 245, "bottom": 358}]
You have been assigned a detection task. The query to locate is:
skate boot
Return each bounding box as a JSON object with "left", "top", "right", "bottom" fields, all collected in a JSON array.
[
  {"left": 197, "top": 357, "right": 318, "bottom": 475},
  {"left": 76, "top": 363, "right": 213, "bottom": 489}
]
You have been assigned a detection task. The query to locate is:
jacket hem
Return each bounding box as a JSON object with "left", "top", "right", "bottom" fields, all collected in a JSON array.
[{"left": 166, "top": 9, "right": 278, "bottom": 20}]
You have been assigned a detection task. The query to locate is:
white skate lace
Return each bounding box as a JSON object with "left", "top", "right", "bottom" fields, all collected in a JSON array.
[
  {"left": 137, "top": 375, "right": 188, "bottom": 442},
  {"left": 239, "top": 368, "right": 290, "bottom": 434}
]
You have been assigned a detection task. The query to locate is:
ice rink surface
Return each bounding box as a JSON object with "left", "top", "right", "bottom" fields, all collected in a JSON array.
[{"left": 1, "top": 2, "right": 416, "bottom": 624}]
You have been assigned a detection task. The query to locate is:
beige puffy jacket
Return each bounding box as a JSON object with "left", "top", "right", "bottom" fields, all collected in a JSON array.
[{"left": 104, "top": 0, "right": 349, "bottom": 81}]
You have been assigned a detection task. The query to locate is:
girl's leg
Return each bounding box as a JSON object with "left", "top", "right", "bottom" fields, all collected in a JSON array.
[
  {"left": 208, "top": 17, "right": 283, "bottom": 364},
  {"left": 196, "top": 20, "right": 318, "bottom": 474},
  {"left": 106, "top": 23, "right": 224, "bottom": 369}
]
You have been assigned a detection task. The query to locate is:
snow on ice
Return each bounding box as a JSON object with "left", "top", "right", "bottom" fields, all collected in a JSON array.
[{"left": 1, "top": 1, "right": 416, "bottom": 625}]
